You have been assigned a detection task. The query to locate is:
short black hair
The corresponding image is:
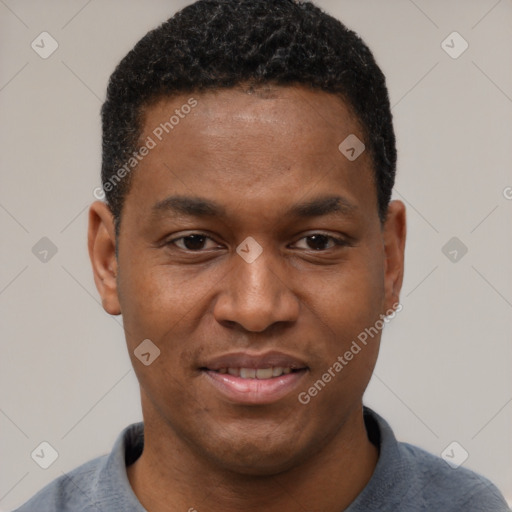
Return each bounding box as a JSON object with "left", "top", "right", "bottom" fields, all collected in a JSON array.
[{"left": 101, "top": 0, "right": 396, "bottom": 233}]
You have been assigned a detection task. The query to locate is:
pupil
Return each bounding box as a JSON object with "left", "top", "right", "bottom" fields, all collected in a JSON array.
[
  {"left": 308, "top": 235, "right": 328, "bottom": 250},
  {"left": 184, "top": 235, "right": 206, "bottom": 250}
]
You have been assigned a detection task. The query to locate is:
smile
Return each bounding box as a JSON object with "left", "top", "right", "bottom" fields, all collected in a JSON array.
[
  {"left": 200, "top": 350, "right": 309, "bottom": 405},
  {"left": 213, "top": 367, "right": 296, "bottom": 379}
]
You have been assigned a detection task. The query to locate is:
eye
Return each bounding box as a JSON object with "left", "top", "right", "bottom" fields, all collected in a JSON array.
[
  {"left": 168, "top": 233, "right": 221, "bottom": 251},
  {"left": 292, "top": 234, "right": 347, "bottom": 251}
]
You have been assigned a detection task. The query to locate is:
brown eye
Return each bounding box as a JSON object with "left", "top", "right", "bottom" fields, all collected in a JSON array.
[
  {"left": 293, "top": 234, "right": 347, "bottom": 251},
  {"left": 305, "top": 235, "right": 331, "bottom": 251},
  {"left": 181, "top": 235, "right": 208, "bottom": 250},
  {"left": 169, "top": 234, "right": 220, "bottom": 251}
]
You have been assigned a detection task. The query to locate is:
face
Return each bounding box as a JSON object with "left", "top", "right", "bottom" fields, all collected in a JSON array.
[{"left": 89, "top": 86, "right": 405, "bottom": 475}]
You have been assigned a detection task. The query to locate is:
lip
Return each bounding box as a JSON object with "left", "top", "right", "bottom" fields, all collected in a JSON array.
[
  {"left": 200, "top": 351, "right": 309, "bottom": 405},
  {"left": 201, "top": 350, "right": 308, "bottom": 371},
  {"left": 203, "top": 368, "right": 308, "bottom": 405}
]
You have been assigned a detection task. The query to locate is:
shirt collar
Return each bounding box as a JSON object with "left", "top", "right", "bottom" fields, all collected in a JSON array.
[{"left": 99, "top": 407, "right": 403, "bottom": 511}]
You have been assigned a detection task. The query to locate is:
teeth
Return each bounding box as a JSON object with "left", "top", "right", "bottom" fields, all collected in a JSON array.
[
  {"left": 255, "top": 368, "right": 273, "bottom": 379},
  {"left": 240, "top": 368, "right": 256, "bottom": 378},
  {"left": 215, "top": 367, "right": 297, "bottom": 379},
  {"left": 272, "top": 366, "right": 284, "bottom": 377}
]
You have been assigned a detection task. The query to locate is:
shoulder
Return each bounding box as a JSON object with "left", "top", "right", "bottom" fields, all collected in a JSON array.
[
  {"left": 398, "top": 441, "right": 509, "bottom": 511},
  {"left": 355, "top": 408, "right": 510, "bottom": 512},
  {"left": 12, "top": 455, "right": 108, "bottom": 512},
  {"left": 12, "top": 422, "right": 145, "bottom": 512}
]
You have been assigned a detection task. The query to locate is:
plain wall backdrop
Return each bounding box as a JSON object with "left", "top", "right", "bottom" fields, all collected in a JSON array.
[{"left": 1, "top": 0, "right": 511, "bottom": 509}]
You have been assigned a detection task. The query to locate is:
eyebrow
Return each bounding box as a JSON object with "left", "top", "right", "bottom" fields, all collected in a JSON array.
[
  {"left": 287, "top": 195, "right": 357, "bottom": 218},
  {"left": 151, "top": 194, "right": 357, "bottom": 220},
  {"left": 152, "top": 195, "right": 226, "bottom": 218}
]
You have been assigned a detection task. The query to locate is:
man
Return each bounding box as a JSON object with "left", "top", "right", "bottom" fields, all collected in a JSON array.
[{"left": 15, "top": 0, "right": 509, "bottom": 510}]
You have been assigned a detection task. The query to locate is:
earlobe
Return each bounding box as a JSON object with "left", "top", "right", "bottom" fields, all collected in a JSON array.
[
  {"left": 383, "top": 200, "right": 406, "bottom": 311},
  {"left": 88, "top": 201, "right": 121, "bottom": 315}
]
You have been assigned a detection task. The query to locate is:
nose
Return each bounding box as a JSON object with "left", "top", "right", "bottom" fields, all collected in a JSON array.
[{"left": 213, "top": 245, "right": 300, "bottom": 333}]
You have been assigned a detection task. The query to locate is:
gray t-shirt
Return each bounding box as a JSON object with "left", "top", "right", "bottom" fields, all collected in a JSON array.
[{"left": 13, "top": 407, "right": 509, "bottom": 511}]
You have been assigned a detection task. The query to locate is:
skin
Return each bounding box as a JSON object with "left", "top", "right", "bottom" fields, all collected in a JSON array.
[{"left": 88, "top": 85, "right": 406, "bottom": 512}]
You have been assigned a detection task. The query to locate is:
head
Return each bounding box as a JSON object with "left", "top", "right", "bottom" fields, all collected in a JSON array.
[
  {"left": 89, "top": 0, "right": 405, "bottom": 475},
  {"left": 100, "top": 0, "right": 397, "bottom": 233}
]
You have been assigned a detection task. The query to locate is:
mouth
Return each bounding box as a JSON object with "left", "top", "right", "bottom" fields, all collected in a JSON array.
[
  {"left": 200, "top": 351, "right": 309, "bottom": 405},
  {"left": 208, "top": 366, "right": 301, "bottom": 379}
]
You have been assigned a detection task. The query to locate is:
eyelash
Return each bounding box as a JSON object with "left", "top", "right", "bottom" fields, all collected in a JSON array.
[
  {"left": 292, "top": 234, "right": 349, "bottom": 250},
  {"left": 166, "top": 232, "right": 349, "bottom": 252}
]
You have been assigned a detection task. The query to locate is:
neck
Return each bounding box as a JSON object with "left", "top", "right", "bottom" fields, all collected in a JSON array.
[{"left": 127, "top": 406, "right": 378, "bottom": 512}]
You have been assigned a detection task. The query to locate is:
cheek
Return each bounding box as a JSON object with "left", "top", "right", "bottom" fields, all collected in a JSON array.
[
  {"left": 311, "top": 250, "right": 385, "bottom": 334},
  {"left": 117, "top": 262, "right": 201, "bottom": 345},
  {"left": 117, "top": 262, "right": 218, "bottom": 401},
  {"left": 118, "top": 267, "right": 196, "bottom": 411},
  {"left": 299, "top": 245, "right": 385, "bottom": 385}
]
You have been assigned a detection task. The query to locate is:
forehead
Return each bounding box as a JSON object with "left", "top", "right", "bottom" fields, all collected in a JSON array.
[
  {"left": 141, "top": 85, "right": 365, "bottom": 154},
  {"left": 126, "top": 86, "right": 376, "bottom": 223}
]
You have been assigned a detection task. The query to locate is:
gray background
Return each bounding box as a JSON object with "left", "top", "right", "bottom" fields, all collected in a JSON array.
[{"left": 1, "top": 0, "right": 511, "bottom": 509}]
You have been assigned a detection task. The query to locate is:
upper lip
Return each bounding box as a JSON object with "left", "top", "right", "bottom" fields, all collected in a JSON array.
[{"left": 201, "top": 350, "right": 309, "bottom": 371}]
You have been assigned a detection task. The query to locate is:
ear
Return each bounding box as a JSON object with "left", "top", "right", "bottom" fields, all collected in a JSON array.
[
  {"left": 382, "top": 200, "right": 406, "bottom": 311},
  {"left": 87, "top": 201, "right": 121, "bottom": 315}
]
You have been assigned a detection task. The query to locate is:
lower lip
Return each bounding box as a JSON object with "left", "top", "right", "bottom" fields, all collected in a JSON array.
[{"left": 203, "top": 370, "right": 307, "bottom": 405}]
